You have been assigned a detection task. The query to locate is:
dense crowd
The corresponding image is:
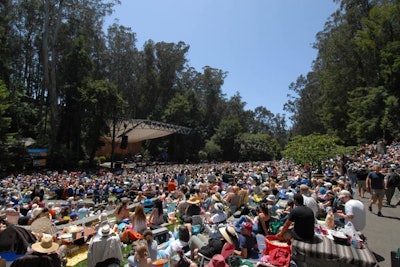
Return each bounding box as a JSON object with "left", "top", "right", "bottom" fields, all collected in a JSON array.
[{"left": 0, "top": 140, "right": 399, "bottom": 266}]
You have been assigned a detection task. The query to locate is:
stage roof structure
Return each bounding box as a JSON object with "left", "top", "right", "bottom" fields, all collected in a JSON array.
[{"left": 107, "top": 119, "right": 191, "bottom": 143}]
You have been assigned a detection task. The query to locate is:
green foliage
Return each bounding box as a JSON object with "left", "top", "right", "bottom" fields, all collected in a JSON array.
[
  {"left": 282, "top": 134, "right": 343, "bottom": 168},
  {"left": 213, "top": 118, "right": 243, "bottom": 161},
  {"left": 285, "top": 0, "right": 400, "bottom": 146},
  {"left": 347, "top": 86, "right": 386, "bottom": 144},
  {"left": 237, "top": 133, "right": 280, "bottom": 161},
  {"left": 204, "top": 140, "right": 222, "bottom": 161},
  {"left": 80, "top": 79, "right": 126, "bottom": 164},
  {"left": 0, "top": 80, "right": 11, "bottom": 142}
]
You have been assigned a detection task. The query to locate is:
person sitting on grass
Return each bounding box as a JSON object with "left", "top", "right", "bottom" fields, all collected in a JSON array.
[
  {"left": 276, "top": 193, "right": 315, "bottom": 242},
  {"left": 126, "top": 242, "right": 152, "bottom": 267}
]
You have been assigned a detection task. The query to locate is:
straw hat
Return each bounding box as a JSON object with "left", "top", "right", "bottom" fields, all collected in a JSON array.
[
  {"left": 209, "top": 254, "right": 228, "bottom": 267},
  {"left": 31, "top": 234, "right": 59, "bottom": 253},
  {"left": 99, "top": 224, "right": 113, "bottom": 237},
  {"left": 31, "top": 207, "right": 43, "bottom": 219},
  {"left": 68, "top": 225, "right": 84, "bottom": 233},
  {"left": 30, "top": 216, "right": 53, "bottom": 234},
  {"left": 219, "top": 226, "right": 237, "bottom": 244},
  {"left": 212, "top": 192, "right": 223, "bottom": 202},
  {"left": 187, "top": 196, "right": 200, "bottom": 205}
]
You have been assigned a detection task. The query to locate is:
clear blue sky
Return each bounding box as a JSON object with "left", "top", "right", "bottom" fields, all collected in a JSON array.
[{"left": 106, "top": 0, "right": 338, "bottom": 118}]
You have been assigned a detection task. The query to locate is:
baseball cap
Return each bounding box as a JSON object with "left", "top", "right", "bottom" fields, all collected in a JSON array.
[
  {"left": 241, "top": 222, "right": 253, "bottom": 231},
  {"left": 338, "top": 190, "right": 351, "bottom": 198}
]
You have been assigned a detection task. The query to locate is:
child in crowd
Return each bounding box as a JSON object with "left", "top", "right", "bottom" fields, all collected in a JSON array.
[{"left": 126, "top": 242, "right": 152, "bottom": 267}]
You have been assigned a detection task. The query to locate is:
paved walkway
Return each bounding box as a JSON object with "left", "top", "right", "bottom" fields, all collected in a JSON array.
[{"left": 356, "top": 190, "right": 400, "bottom": 267}]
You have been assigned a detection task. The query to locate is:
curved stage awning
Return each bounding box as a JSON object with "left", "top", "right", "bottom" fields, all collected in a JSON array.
[{"left": 107, "top": 119, "right": 191, "bottom": 143}]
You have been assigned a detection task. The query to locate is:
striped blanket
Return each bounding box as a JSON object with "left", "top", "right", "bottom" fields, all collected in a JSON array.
[{"left": 291, "top": 235, "right": 378, "bottom": 267}]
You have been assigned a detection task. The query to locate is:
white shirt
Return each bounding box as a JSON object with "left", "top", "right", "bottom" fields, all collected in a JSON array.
[
  {"left": 87, "top": 234, "right": 123, "bottom": 267},
  {"left": 303, "top": 194, "right": 319, "bottom": 218},
  {"left": 164, "top": 239, "right": 188, "bottom": 258},
  {"left": 210, "top": 212, "right": 227, "bottom": 224},
  {"left": 344, "top": 199, "right": 366, "bottom": 231}
]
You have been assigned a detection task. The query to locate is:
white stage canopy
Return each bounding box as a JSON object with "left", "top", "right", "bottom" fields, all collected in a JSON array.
[{"left": 106, "top": 119, "right": 191, "bottom": 143}]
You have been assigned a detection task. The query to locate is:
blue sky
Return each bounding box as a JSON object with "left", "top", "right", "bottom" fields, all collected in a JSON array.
[{"left": 106, "top": 0, "right": 339, "bottom": 119}]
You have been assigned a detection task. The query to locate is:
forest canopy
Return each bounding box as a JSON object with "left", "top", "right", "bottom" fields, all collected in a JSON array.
[{"left": 0, "top": 0, "right": 399, "bottom": 171}]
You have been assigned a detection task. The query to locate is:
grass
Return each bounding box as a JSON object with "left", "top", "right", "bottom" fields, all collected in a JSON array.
[
  {"left": 71, "top": 243, "right": 132, "bottom": 267},
  {"left": 71, "top": 223, "right": 180, "bottom": 267}
]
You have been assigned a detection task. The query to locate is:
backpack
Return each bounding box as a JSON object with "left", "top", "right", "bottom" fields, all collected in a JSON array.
[{"left": 387, "top": 173, "right": 400, "bottom": 187}]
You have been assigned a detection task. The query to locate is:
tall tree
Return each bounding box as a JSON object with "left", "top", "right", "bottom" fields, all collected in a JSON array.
[
  {"left": 284, "top": 73, "right": 325, "bottom": 136},
  {"left": 57, "top": 36, "right": 93, "bottom": 160},
  {"left": 80, "top": 79, "right": 125, "bottom": 164},
  {"left": 105, "top": 23, "right": 138, "bottom": 117}
]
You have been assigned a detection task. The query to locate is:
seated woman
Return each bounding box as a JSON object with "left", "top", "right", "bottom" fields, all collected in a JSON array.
[
  {"left": 148, "top": 199, "right": 165, "bottom": 226},
  {"left": 233, "top": 203, "right": 269, "bottom": 235},
  {"left": 255, "top": 202, "right": 270, "bottom": 235},
  {"left": 114, "top": 198, "right": 130, "bottom": 224},
  {"left": 130, "top": 204, "right": 148, "bottom": 234},
  {"left": 125, "top": 242, "right": 152, "bottom": 267}
]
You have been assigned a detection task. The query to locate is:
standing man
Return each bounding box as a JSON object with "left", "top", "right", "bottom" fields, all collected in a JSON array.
[
  {"left": 337, "top": 190, "right": 366, "bottom": 231},
  {"left": 355, "top": 165, "right": 369, "bottom": 198},
  {"left": 366, "top": 165, "right": 385, "bottom": 216},
  {"left": 385, "top": 165, "right": 400, "bottom": 206}
]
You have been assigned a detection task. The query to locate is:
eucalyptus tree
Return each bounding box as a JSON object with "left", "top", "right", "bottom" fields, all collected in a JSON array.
[
  {"left": 223, "top": 92, "right": 250, "bottom": 132},
  {"left": 80, "top": 80, "right": 125, "bottom": 164},
  {"left": 40, "top": 0, "right": 119, "bottom": 150},
  {"left": 314, "top": 0, "right": 372, "bottom": 144},
  {"left": 57, "top": 36, "right": 93, "bottom": 160},
  {"left": 351, "top": 0, "right": 400, "bottom": 142},
  {"left": 152, "top": 41, "right": 189, "bottom": 119},
  {"left": 135, "top": 40, "right": 159, "bottom": 119},
  {"left": 105, "top": 23, "right": 138, "bottom": 117},
  {"left": 200, "top": 66, "right": 227, "bottom": 139},
  {"left": 0, "top": 0, "right": 13, "bottom": 86},
  {"left": 237, "top": 133, "right": 280, "bottom": 161},
  {"left": 284, "top": 73, "right": 325, "bottom": 136},
  {"left": 213, "top": 118, "right": 243, "bottom": 161}
]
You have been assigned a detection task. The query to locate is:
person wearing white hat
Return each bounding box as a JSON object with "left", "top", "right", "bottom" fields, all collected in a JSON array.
[
  {"left": 337, "top": 190, "right": 366, "bottom": 231},
  {"left": 87, "top": 223, "right": 123, "bottom": 267}
]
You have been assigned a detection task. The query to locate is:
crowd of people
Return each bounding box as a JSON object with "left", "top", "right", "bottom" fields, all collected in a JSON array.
[{"left": 0, "top": 140, "right": 399, "bottom": 266}]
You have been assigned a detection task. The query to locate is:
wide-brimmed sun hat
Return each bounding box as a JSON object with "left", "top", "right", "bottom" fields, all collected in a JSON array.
[
  {"left": 212, "top": 192, "right": 223, "bottom": 202},
  {"left": 30, "top": 216, "right": 53, "bottom": 234},
  {"left": 31, "top": 233, "right": 59, "bottom": 253},
  {"left": 186, "top": 196, "right": 200, "bottom": 205},
  {"left": 219, "top": 226, "right": 238, "bottom": 244}
]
